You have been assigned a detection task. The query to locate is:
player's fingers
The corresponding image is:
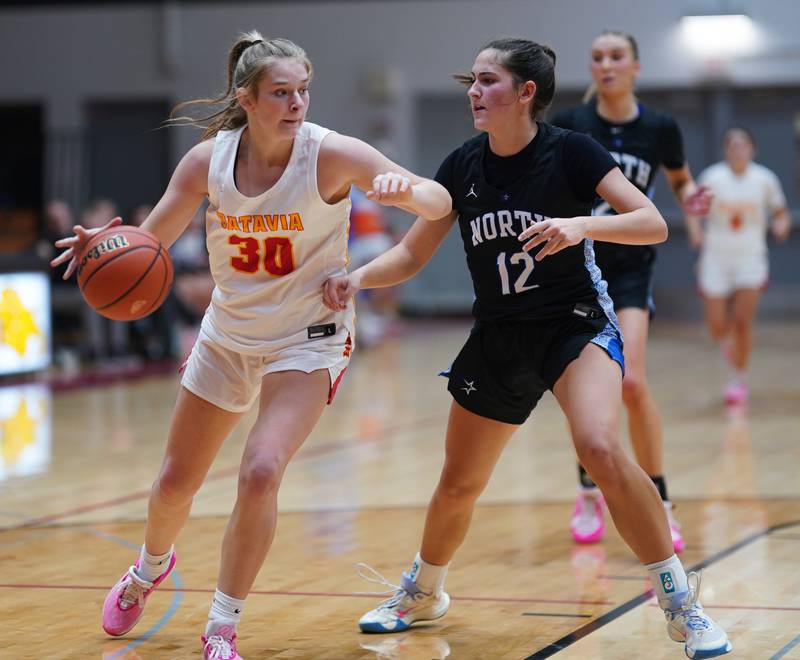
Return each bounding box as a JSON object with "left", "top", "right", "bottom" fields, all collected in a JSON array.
[
  {"left": 63, "top": 258, "right": 78, "bottom": 280},
  {"left": 380, "top": 175, "right": 390, "bottom": 196},
  {"left": 399, "top": 178, "right": 410, "bottom": 194},
  {"left": 103, "top": 216, "right": 123, "bottom": 230},
  {"left": 518, "top": 221, "right": 548, "bottom": 242},
  {"left": 535, "top": 237, "right": 562, "bottom": 261},
  {"left": 388, "top": 176, "right": 400, "bottom": 195},
  {"left": 50, "top": 248, "right": 73, "bottom": 266}
]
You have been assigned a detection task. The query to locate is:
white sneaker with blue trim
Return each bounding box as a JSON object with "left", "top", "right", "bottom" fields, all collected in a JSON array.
[
  {"left": 665, "top": 572, "right": 732, "bottom": 658},
  {"left": 357, "top": 564, "right": 450, "bottom": 633}
]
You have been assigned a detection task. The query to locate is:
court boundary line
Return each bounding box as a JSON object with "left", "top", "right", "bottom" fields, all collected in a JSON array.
[{"left": 523, "top": 518, "right": 800, "bottom": 659}]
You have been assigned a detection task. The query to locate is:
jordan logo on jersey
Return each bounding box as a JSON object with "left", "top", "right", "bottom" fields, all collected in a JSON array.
[{"left": 467, "top": 183, "right": 478, "bottom": 198}]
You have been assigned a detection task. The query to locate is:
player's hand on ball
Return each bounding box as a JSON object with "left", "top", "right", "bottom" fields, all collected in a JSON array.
[
  {"left": 519, "top": 217, "right": 587, "bottom": 261},
  {"left": 323, "top": 273, "right": 360, "bottom": 311},
  {"left": 367, "top": 172, "right": 412, "bottom": 206},
  {"left": 50, "top": 216, "right": 124, "bottom": 280}
]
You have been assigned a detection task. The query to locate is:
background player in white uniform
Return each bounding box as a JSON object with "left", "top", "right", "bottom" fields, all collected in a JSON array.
[
  {"left": 51, "top": 32, "right": 450, "bottom": 660},
  {"left": 325, "top": 38, "right": 730, "bottom": 659},
  {"left": 687, "top": 127, "right": 791, "bottom": 405}
]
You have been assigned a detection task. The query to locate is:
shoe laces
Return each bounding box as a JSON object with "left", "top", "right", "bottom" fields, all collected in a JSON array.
[
  {"left": 118, "top": 567, "right": 153, "bottom": 610},
  {"left": 674, "top": 572, "right": 711, "bottom": 633},
  {"left": 204, "top": 627, "right": 236, "bottom": 659},
  {"left": 356, "top": 563, "right": 426, "bottom": 609}
]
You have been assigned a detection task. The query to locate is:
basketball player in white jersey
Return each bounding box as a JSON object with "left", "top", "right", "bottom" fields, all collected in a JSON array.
[
  {"left": 687, "top": 127, "right": 791, "bottom": 405},
  {"left": 51, "top": 32, "right": 451, "bottom": 660}
]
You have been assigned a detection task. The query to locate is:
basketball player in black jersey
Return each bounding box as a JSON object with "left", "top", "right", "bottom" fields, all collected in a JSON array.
[
  {"left": 550, "top": 31, "right": 711, "bottom": 551},
  {"left": 324, "top": 38, "right": 730, "bottom": 658}
]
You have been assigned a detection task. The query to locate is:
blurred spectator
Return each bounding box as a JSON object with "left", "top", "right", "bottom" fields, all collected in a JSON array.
[
  {"left": 348, "top": 187, "right": 398, "bottom": 346},
  {"left": 39, "top": 199, "right": 83, "bottom": 372}
]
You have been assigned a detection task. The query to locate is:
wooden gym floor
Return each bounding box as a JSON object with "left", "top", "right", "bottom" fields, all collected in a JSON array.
[{"left": 1, "top": 319, "right": 798, "bottom": 659}]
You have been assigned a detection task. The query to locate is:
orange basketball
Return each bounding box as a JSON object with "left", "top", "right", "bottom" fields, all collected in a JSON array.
[{"left": 77, "top": 225, "right": 173, "bottom": 321}]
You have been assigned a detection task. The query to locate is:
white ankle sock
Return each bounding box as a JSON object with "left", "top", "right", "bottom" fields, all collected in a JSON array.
[
  {"left": 409, "top": 552, "right": 448, "bottom": 594},
  {"left": 646, "top": 554, "right": 689, "bottom": 610},
  {"left": 206, "top": 589, "right": 245, "bottom": 635},
  {"left": 135, "top": 545, "right": 174, "bottom": 583}
]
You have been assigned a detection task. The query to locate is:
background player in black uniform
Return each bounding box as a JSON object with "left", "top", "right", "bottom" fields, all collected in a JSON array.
[
  {"left": 323, "top": 38, "right": 730, "bottom": 658},
  {"left": 550, "top": 31, "right": 712, "bottom": 552}
]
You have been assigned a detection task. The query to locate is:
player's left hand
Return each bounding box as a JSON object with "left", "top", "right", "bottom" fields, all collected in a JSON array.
[
  {"left": 518, "top": 217, "right": 586, "bottom": 261},
  {"left": 367, "top": 172, "right": 412, "bottom": 206},
  {"left": 682, "top": 185, "right": 713, "bottom": 217}
]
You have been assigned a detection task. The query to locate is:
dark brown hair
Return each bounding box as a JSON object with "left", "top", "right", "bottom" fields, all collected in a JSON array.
[{"left": 455, "top": 37, "right": 557, "bottom": 120}]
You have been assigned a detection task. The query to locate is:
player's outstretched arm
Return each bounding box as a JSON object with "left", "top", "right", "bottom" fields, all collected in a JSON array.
[
  {"left": 323, "top": 211, "right": 457, "bottom": 310},
  {"left": 319, "top": 133, "right": 452, "bottom": 220}
]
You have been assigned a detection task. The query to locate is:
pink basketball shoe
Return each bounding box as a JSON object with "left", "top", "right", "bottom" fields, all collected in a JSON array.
[
  {"left": 724, "top": 381, "right": 748, "bottom": 406},
  {"left": 202, "top": 624, "right": 243, "bottom": 659},
  {"left": 102, "top": 552, "right": 176, "bottom": 637},
  {"left": 570, "top": 488, "right": 605, "bottom": 544}
]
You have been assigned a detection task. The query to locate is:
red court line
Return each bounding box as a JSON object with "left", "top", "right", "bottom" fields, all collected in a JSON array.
[
  {"left": 3, "top": 413, "right": 446, "bottom": 531},
  {"left": 0, "top": 583, "right": 611, "bottom": 605}
]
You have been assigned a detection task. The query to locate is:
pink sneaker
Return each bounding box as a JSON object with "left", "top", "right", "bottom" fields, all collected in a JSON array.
[
  {"left": 102, "top": 552, "right": 176, "bottom": 637},
  {"left": 664, "top": 501, "right": 685, "bottom": 553},
  {"left": 570, "top": 489, "right": 605, "bottom": 544},
  {"left": 202, "top": 624, "right": 243, "bottom": 659},
  {"left": 724, "top": 381, "right": 748, "bottom": 406}
]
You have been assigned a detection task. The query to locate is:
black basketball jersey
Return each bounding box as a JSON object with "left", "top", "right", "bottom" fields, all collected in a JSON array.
[
  {"left": 550, "top": 100, "right": 685, "bottom": 273},
  {"left": 435, "top": 122, "right": 618, "bottom": 322}
]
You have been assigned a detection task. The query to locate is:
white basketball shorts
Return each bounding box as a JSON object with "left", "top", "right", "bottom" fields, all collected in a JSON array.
[{"left": 180, "top": 325, "right": 353, "bottom": 413}]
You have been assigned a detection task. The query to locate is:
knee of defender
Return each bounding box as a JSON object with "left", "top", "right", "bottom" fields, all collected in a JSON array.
[
  {"left": 575, "top": 438, "right": 621, "bottom": 484},
  {"left": 238, "top": 458, "right": 284, "bottom": 498}
]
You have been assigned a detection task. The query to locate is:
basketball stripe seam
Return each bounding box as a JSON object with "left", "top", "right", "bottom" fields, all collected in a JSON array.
[{"left": 94, "top": 246, "right": 162, "bottom": 311}]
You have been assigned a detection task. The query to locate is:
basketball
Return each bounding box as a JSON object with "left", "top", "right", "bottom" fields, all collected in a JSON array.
[{"left": 77, "top": 225, "right": 173, "bottom": 321}]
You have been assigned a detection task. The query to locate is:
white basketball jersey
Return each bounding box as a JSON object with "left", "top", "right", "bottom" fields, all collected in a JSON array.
[
  {"left": 201, "top": 122, "right": 354, "bottom": 354},
  {"left": 699, "top": 161, "right": 786, "bottom": 256}
]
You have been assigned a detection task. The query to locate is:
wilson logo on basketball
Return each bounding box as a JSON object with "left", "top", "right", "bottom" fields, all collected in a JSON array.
[{"left": 77, "top": 234, "right": 130, "bottom": 276}]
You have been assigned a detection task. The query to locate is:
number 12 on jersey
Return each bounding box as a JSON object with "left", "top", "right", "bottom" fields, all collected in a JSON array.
[{"left": 497, "top": 250, "right": 539, "bottom": 295}]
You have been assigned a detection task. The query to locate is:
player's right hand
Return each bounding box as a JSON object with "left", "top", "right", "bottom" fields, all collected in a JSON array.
[
  {"left": 50, "top": 216, "right": 123, "bottom": 280},
  {"left": 323, "top": 273, "right": 360, "bottom": 311}
]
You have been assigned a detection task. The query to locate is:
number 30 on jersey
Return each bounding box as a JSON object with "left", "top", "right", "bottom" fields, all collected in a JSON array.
[{"left": 229, "top": 235, "right": 295, "bottom": 276}]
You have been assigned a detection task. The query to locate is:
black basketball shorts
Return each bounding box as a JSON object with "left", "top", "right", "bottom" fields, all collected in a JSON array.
[
  {"left": 604, "top": 262, "right": 655, "bottom": 314},
  {"left": 442, "top": 311, "right": 624, "bottom": 425}
]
